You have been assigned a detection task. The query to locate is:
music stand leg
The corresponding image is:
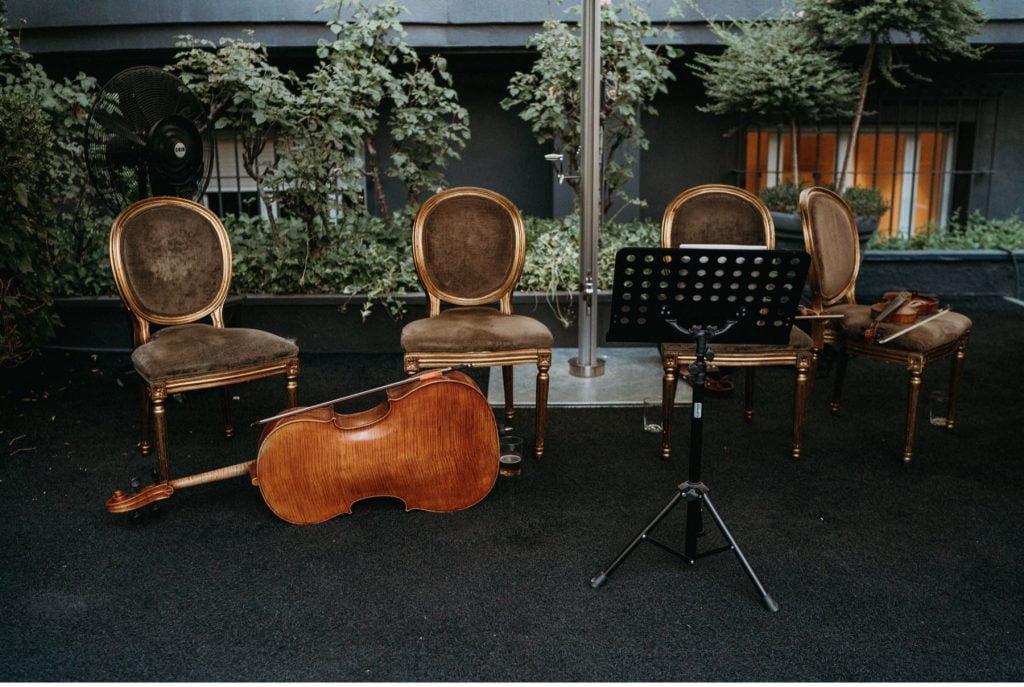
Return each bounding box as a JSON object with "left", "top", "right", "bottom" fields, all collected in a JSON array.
[
  {"left": 590, "top": 324, "right": 778, "bottom": 612},
  {"left": 590, "top": 490, "right": 684, "bottom": 589},
  {"left": 702, "top": 492, "right": 779, "bottom": 612}
]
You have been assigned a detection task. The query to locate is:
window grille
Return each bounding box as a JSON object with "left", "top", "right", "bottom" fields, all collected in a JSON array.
[{"left": 736, "top": 90, "right": 1002, "bottom": 238}]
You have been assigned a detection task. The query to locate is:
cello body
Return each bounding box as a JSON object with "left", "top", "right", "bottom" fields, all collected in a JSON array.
[{"left": 252, "top": 370, "right": 499, "bottom": 525}]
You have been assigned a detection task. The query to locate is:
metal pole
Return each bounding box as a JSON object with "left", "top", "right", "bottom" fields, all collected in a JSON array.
[{"left": 569, "top": 0, "right": 606, "bottom": 378}]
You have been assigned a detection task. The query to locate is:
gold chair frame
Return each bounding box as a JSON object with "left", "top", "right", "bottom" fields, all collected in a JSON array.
[
  {"left": 799, "top": 186, "right": 969, "bottom": 462},
  {"left": 659, "top": 185, "right": 814, "bottom": 460},
  {"left": 402, "top": 187, "right": 552, "bottom": 457},
  {"left": 110, "top": 197, "right": 299, "bottom": 482}
]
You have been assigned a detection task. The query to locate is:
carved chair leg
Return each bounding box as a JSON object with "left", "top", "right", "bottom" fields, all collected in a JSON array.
[
  {"left": 285, "top": 359, "right": 300, "bottom": 407},
  {"left": 791, "top": 356, "right": 812, "bottom": 461},
  {"left": 502, "top": 365, "right": 515, "bottom": 424},
  {"left": 220, "top": 388, "right": 234, "bottom": 438},
  {"left": 946, "top": 337, "right": 968, "bottom": 430},
  {"left": 534, "top": 358, "right": 550, "bottom": 459},
  {"left": 150, "top": 386, "right": 170, "bottom": 483},
  {"left": 807, "top": 348, "right": 820, "bottom": 398},
  {"left": 744, "top": 368, "right": 755, "bottom": 421},
  {"left": 661, "top": 355, "right": 677, "bottom": 460},
  {"left": 902, "top": 362, "right": 925, "bottom": 464},
  {"left": 831, "top": 345, "right": 849, "bottom": 414},
  {"left": 138, "top": 379, "right": 151, "bottom": 456}
]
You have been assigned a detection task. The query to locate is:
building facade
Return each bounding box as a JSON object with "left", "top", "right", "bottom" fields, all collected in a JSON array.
[{"left": 8, "top": 0, "right": 1024, "bottom": 234}]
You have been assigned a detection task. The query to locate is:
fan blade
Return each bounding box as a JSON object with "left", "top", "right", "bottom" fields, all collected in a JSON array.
[
  {"left": 106, "top": 134, "right": 142, "bottom": 167},
  {"left": 93, "top": 108, "right": 146, "bottom": 147}
]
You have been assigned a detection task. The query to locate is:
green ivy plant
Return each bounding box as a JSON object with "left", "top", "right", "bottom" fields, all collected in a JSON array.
[
  {"left": 171, "top": 33, "right": 298, "bottom": 240},
  {"left": 1, "top": 1, "right": 99, "bottom": 365},
  {"left": 501, "top": 0, "right": 681, "bottom": 221},
  {"left": 314, "top": 0, "right": 470, "bottom": 218}
]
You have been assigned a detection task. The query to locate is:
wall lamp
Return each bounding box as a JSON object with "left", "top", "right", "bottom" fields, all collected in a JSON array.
[{"left": 544, "top": 153, "right": 579, "bottom": 185}]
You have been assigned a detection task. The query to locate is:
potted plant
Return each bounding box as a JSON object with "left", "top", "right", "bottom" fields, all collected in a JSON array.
[
  {"left": 759, "top": 183, "right": 888, "bottom": 251},
  {"left": 757, "top": 182, "right": 804, "bottom": 250},
  {"left": 842, "top": 186, "right": 889, "bottom": 248}
]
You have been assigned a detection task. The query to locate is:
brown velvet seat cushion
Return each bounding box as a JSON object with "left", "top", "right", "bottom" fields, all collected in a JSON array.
[
  {"left": 826, "top": 303, "right": 972, "bottom": 351},
  {"left": 401, "top": 307, "right": 553, "bottom": 353},
  {"left": 660, "top": 325, "right": 813, "bottom": 357},
  {"left": 132, "top": 323, "right": 299, "bottom": 382}
]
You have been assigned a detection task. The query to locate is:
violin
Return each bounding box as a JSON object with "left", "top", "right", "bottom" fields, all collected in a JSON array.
[
  {"left": 106, "top": 369, "right": 499, "bottom": 524},
  {"left": 864, "top": 290, "right": 945, "bottom": 343}
]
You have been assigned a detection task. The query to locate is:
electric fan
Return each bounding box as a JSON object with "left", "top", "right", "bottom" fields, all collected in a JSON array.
[{"left": 85, "top": 66, "right": 214, "bottom": 213}]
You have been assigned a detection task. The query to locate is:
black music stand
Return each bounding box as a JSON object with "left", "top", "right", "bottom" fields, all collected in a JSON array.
[{"left": 590, "top": 246, "right": 810, "bottom": 612}]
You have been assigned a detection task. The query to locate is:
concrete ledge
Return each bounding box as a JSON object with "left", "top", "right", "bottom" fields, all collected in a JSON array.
[{"left": 47, "top": 250, "right": 1023, "bottom": 353}]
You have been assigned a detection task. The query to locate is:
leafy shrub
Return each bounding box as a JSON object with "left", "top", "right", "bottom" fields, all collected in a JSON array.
[
  {"left": 225, "top": 213, "right": 419, "bottom": 320},
  {"left": 758, "top": 182, "right": 803, "bottom": 213},
  {"left": 759, "top": 182, "right": 888, "bottom": 217},
  {"left": 520, "top": 214, "right": 660, "bottom": 327},
  {"left": 0, "top": 90, "right": 58, "bottom": 365},
  {"left": 842, "top": 186, "right": 888, "bottom": 217},
  {"left": 869, "top": 211, "right": 1024, "bottom": 250},
  {"left": 1, "top": 5, "right": 98, "bottom": 364},
  {"left": 224, "top": 212, "right": 659, "bottom": 326}
]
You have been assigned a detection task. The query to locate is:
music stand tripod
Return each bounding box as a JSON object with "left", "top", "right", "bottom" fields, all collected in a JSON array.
[{"left": 589, "top": 246, "right": 810, "bottom": 612}]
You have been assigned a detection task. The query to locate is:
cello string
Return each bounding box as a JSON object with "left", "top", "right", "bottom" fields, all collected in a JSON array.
[{"left": 252, "top": 365, "right": 470, "bottom": 426}]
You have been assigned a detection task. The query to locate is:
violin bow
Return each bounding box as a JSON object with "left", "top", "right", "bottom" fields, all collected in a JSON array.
[
  {"left": 875, "top": 307, "right": 952, "bottom": 345},
  {"left": 252, "top": 365, "right": 471, "bottom": 426}
]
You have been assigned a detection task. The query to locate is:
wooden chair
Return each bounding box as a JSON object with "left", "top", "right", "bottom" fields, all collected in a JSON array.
[
  {"left": 659, "top": 184, "right": 815, "bottom": 460},
  {"left": 799, "top": 186, "right": 971, "bottom": 463},
  {"left": 109, "top": 196, "right": 300, "bottom": 482},
  {"left": 401, "top": 187, "right": 553, "bottom": 457}
]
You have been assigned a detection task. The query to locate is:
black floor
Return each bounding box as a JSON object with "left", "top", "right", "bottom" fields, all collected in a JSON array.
[{"left": 1, "top": 297, "right": 1023, "bottom": 681}]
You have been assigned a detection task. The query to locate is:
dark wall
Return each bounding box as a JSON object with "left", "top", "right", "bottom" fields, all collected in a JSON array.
[
  {"left": 429, "top": 53, "right": 552, "bottom": 218},
  {"left": 640, "top": 66, "right": 743, "bottom": 221}
]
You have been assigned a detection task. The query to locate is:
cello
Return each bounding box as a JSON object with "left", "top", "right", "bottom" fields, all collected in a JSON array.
[{"left": 106, "top": 369, "right": 499, "bottom": 524}]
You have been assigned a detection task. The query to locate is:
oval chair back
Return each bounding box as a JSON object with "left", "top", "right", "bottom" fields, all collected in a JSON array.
[{"left": 412, "top": 187, "right": 526, "bottom": 317}]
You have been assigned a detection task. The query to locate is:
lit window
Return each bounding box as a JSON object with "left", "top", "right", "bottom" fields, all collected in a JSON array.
[{"left": 745, "top": 129, "right": 955, "bottom": 238}]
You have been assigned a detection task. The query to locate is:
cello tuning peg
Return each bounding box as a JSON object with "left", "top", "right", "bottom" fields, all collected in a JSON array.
[{"left": 129, "top": 476, "right": 142, "bottom": 493}]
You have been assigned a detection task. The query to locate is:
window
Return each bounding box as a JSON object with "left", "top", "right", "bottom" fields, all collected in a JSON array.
[
  {"left": 203, "top": 131, "right": 369, "bottom": 219},
  {"left": 204, "top": 133, "right": 279, "bottom": 219},
  {"left": 744, "top": 128, "right": 955, "bottom": 238}
]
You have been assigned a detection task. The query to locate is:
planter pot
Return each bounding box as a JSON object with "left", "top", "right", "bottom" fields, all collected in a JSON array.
[
  {"left": 47, "top": 292, "right": 614, "bottom": 354},
  {"left": 49, "top": 255, "right": 1021, "bottom": 355},
  {"left": 771, "top": 211, "right": 879, "bottom": 253},
  {"left": 857, "top": 249, "right": 1024, "bottom": 300},
  {"left": 235, "top": 292, "right": 618, "bottom": 353},
  {"left": 770, "top": 211, "right": 804, "bottom": 252}
]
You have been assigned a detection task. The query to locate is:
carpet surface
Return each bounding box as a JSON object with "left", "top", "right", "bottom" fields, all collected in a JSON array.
[{"left": 1, "top": 297, "right": 1022, "bottom": 681}]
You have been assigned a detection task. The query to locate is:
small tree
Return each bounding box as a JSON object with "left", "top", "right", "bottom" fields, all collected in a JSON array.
[
  {"left": 501, "top": 0, "right": 680, "bottom": 221},
  {"left": 800, "top": 0, "right": 987, "bottom": 192},
  {"left": 313, "top": 0, "right": 470, "bottom": 219},
  {"left": 171, "top": 0, "right": 469, "bottom": 277},
  {"left": 171, "top": 33, "right": 298, "bottom": 238},
  {"left": 691, "top": 15, "right": 860, "bottom": 186}
]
